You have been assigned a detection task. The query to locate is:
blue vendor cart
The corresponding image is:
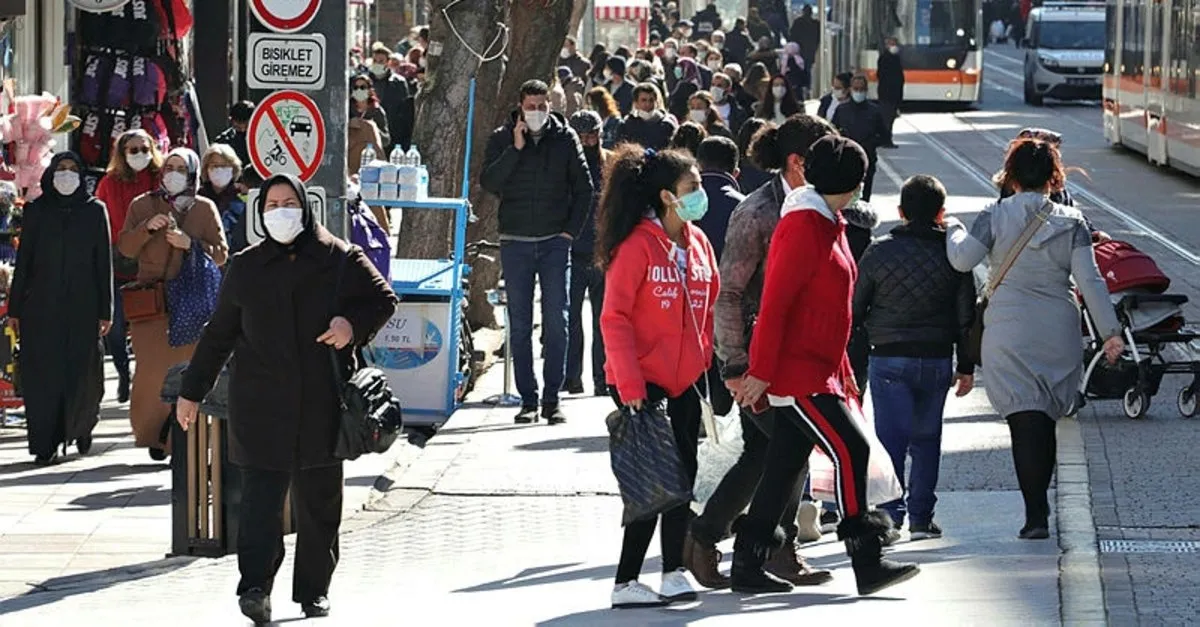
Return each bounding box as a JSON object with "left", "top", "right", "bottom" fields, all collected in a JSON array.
[{"left": 365, "top": 79, "right": 481, "bottom": 429}]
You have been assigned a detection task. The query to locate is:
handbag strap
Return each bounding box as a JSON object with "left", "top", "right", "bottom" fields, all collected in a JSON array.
[
  {"left": 655, "top": 234, "right": 711, "bottom": 399},
  {"left": 985, "top": 200, "right": 1052, "bottom": 297}
]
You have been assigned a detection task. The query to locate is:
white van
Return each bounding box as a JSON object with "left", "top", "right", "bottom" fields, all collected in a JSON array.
[{"left": 1022, "top": 1, "right": 1105, "bottom": 106}]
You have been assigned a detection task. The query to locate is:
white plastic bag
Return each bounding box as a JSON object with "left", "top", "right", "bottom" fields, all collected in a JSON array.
[
  {"left": 692, "top": 411, "right": 743, "bottom": 510},
  {"left": 807, "top": 398, "right": 902, "bottom": 506}
]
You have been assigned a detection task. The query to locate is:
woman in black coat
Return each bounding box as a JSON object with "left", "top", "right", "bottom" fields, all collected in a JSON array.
[
  {"left": 9, "top": 152, "right": 112, "bottom": 465},
  {"left": 176, "top": 173, "right": 397, "bottom": 623}
]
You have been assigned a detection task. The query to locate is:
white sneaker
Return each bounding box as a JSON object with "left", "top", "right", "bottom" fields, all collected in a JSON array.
[
  {"left": 659, "top": 568, "right": 699, "bottom": 602},
  {"left": 796, "top": 500, "right": 823, "bottom": 542},
  {"left": 611, "top": 580, "right": 666, "bottom": 609}
]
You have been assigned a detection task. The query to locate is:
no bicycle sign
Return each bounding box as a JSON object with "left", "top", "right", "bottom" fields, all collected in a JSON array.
[{"left": 247, "top": 90, "right": 326, "bottom": 182}]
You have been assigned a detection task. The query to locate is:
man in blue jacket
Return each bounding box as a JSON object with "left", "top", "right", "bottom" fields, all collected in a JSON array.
[{"left": 481, "top": 80, "right": 593, "bottom": 425}]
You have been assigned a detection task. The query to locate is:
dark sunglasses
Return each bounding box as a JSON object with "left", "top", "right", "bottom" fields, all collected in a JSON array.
[
  {"left": 353, "top": 84, "right": 371, "bottom": 90},
  {"left": 125, "top": 146, "right": 151, "bottom": 155}
]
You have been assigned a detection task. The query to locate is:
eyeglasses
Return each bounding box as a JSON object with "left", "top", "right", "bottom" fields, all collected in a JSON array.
[{"left": 126, "top": 146, "right": 151, "bottom": 155}]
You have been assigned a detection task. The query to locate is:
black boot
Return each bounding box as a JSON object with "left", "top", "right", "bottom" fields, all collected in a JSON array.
[
  {"left": 117, "top": 371, "right": 131, "bottom": 404},
  {"left": 730, "top": 516, "right": 794, "bottom": 594},
  {"left": 238, "top": 588, "right": 272, "bottom": 624},
  {"left": 840, "top": 510, "right": 920, "bottom": 595}
]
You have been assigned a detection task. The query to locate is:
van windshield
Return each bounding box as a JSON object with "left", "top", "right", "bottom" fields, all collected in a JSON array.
[{"left": 1036, "top": 20, "right": 1105, "bottom": 49}]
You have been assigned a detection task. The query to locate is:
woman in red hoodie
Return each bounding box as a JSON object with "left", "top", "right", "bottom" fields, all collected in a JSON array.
[
  {"left": 733, "top": 136, "right": 919, "bottom": 596},
  {"left": 598, "top": 144, "right": 719, "bottom": 608},
  {"left": 94, "top": 129, "right": 163, "bottom": 402}
]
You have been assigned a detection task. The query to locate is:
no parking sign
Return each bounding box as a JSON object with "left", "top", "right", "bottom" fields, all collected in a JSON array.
[{"left": 247, "top": 90, "right": 326, "bottom": 182}]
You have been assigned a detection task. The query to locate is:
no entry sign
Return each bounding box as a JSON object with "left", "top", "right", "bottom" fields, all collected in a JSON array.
[
  {"left": 248, "top": 90, "right": 326, "bottom": 182},
  {"left": 250, "top": 0, "right": 322, "bottom": 33}
]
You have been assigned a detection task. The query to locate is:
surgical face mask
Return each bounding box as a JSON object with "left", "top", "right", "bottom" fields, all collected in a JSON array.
[
  {"left": 209, "top": 167, "right": 235, "bottom": 190},
  {"left": 370, "top": 63, "right": 387, "bottom": 77},
  {"left": 848, "top": 186, "right": 863, "bottom": 208},
  {"left": 524, "top": 110, "right": 549, "bottom": 133},
  {"left": 665, "top": 48, "right": 678, "bottom": 60},
  {"left": 418, "top": 56, "right": 427, "bottom": 69},
  {"left": 681, "top": 28, "right": 693, "bottom": 38},
  {"left": 604, "top": 69, "right": 613, "bottom": 81},
  {"left": 714, "top": 41, "right": 724, "bottom": 50},
  {"left": 352, "top": 88, "right": 370, "bottom": 102},
  {"left": 772, "top": 85, "right": 787, "bottom": 98},
  {"left": 689, "top": 108, "right": 708, "bottom": 123},
  {"left": 674, "top": 66, "right": 683, "bottom": 79},
  {"left": 673, "top": 189, "right": 709, "bottom": 222},
  {"left": 888, "top": 46, "right": 900, "bottom": 55},
  {"left": 127, "top": 152, "right": 152, "bottom": 172},
  {"left": 264, "top": 207, "right": 305, "bottom": 244},
  {"left": 163, "top": 171, "right": 189, "bottom": 195},
  {"left": 560, "top": 48, "right": 570, "bottom": 59},
  {"left": 851, "top": 90, "right": 867, "bottom": 103},
  {"left": 635, "top": 108, "right": 656, "bottom": 120},
  {"left": 707, "top": 60, "right": 722, "bottom": 71},
  {"left": 832, "top": 88, "right": 846, "bottom": 100},
  {"left": 53, "top": 170, "right": 80, "bottom": 196},
  {"left": 711, "top": 86, "right": 726, "bottom": 102}
]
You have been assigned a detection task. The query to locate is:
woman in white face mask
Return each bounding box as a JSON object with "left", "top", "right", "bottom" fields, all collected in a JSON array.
[
  {"left": 687, "top": 91, "right": 735, "bottom": 138},
  {"left": 94, "top": 129, "right": 166, "bottom": 402},
  {"left": 200, "top": 143, "right": 248, "bottom": 254},
  {"left": 754, "top": 74, "right": 803, "bottom": 124},
  {"left": 117, "top": 146, "right": 229, "bottom": 462},
  {"left": 8, "top": 151, "right": 113, "bottom": 465},
  {"left": 174, "top": 172, "right": 397, "bottom": 623},
  {"left": 348, "top": 75, "right": 391, "bottom": 151}
]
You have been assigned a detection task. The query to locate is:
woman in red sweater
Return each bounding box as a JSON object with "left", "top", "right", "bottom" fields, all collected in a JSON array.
[
  {"left": 598, "top": 144, "right": 720, "bottom": 608},
  {"left": 94, "top": 129, "right": 163, "bottom": 402},
  {"left": 733, "top": 136, "right": 919, "bottom": 595}
]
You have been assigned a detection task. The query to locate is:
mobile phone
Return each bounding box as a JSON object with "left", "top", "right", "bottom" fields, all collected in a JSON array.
[{"left": 750, "top": 396, "right": 770, "bottom": 414}]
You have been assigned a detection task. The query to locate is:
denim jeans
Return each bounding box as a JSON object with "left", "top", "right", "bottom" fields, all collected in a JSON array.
[
  {"left": 500, "top": 237, "right": 571, "bottom": 407},
  {"left": 869, "top": 355, "right": 953, "bottom": 526},
  {"left": 106, "top": 276, "right": 130, "bottom": 378},
  {"left": 566, "top": 254, "right": 605, "bottom": 389}
]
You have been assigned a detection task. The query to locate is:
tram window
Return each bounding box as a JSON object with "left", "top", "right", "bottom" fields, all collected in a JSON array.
[
  {"left": 926, "top": 0, "right": 976, "bottom": 45},
  {"left": 1106, "top": 2, "right": 1118, "bottom": 71},
  {"left": 1171, "top": 0, "right": 1190, "bottom": 95},
  {"left": 1191, "top": 0, "right": 1200, "bottom": 96},
  {"left": 1122, "top": 2, "right": 1142, "bottom": 78}
]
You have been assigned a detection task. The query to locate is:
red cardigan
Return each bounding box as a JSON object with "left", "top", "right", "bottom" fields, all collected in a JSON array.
[
  {"left": 95, "top": 169, "right": 158, "bottom": 244},
  {"left": 601, "top": 219, "right": 720, "bottom": 402},
  {"left": 747, "top": 188, "right": 856, "bottom": 398}
]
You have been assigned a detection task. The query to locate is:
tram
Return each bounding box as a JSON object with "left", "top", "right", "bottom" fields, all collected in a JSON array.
[
  {"left": 834, "top": 0, "right": 985, "bottom": 103},
  {"left": 1102, "top": 0, "right": 1200, "bottom": 176}
]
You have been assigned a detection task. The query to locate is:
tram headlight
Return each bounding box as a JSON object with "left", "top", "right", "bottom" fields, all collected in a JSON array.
[
  {"left": 947, "top": 58, "right": 958, "bottom": 69},
  {"left": 1039, "top": 55, "right": 1060, "bottom": 68}
]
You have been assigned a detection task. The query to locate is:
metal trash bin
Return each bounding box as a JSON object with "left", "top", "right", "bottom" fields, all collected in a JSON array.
[{"left": 163, "top": 364, "right": 293, "bottom": 557}]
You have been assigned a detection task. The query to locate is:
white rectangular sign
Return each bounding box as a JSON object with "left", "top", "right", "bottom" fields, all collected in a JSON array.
[
  {"left": 247, "top": 33, "right": 326, "bottom": 91},
  {"left": 245, "top": 186, "right": 326, "bottom": 246}
]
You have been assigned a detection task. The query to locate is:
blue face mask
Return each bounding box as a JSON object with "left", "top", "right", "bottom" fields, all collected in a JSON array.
[
  {"left": 848, "top": 186, "right": 863, "bottom": 207},
  {"left": 674, "top": 189, "right": 709, "bottom": 222}
]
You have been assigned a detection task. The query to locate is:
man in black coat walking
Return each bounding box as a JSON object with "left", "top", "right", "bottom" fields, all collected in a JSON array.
[
  {"left": 876, "top": 37, "right": 905, "bottom": 148},
  {"left": 615, "top": 83, "right": 679, "bottom": 150},
  {"left": 564, "top": 112, "right": 608, "bottom": 396},
  {"left": 832, "top": 75, "right": 888, "bottom": 201}
]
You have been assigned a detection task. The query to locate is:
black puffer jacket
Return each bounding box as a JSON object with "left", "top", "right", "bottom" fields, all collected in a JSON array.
[
  {"left": 615, "top": 111, "right": 678, "bottom": 151},
  {"left": 852, "top": 222, "right": 977, "bottom": 375},
  {"left": 481, "top": 110, "right": 593, "bottom": 239}
]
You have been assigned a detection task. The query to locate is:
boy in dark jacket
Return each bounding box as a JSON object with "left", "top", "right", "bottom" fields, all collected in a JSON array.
[{"left": 852, "top": 174, "right": 976, "bottom": 539}]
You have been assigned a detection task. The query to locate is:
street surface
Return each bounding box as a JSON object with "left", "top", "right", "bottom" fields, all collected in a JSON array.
[{"left": 0, "top": 48, "right": 1197, "bottom": 624}]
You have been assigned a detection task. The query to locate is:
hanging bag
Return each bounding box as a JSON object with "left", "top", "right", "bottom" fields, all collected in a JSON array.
[
  {"left": 165, "top": 240, "right": 222, "bottom": 347},
  {"left": 807, "top": 396, "right": 903, "bottom": 506},
  {"left": 329, "top": 246, "right": 404, "bottom": 460},
  {"left": 607, "top": 403, "right": 693, "bottom": 525},
  {"left": 121, "top": 245, "right": 175, "bottom": 324},
  {"left": 965, "top": 201, "right": 1052, "bottom": 365}
]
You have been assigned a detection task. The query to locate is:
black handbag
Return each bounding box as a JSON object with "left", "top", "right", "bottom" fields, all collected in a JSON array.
[
  {"left": 329, "top": 247, "right": 404, "bottom": 461},
  {"left": 606, "top": 403, "right": 692, "bottom": 526}
]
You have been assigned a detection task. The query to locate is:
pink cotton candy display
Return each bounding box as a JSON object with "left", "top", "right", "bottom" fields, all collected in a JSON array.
[{"left": 0, "top": 93, "right": 81, "bottom": 201}]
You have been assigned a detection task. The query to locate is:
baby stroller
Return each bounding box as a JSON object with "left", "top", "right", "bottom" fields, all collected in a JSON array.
[{"left": 1080, "top": 240, "right": 1200, "bottom": 419}]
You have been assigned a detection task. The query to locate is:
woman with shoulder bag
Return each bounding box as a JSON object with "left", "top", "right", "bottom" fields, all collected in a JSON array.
[
  {"left": 176, "top": 174, "right": 397, "bottom": 623},
  {"left": 598, "top": 145, "right": 720, "bottom": 608},
  {"left": 117, "top": 147, "right": 228, "bottom": 461},
  {"left": 95, "top": 129, "right": 164, "bottom": 402},
  {"left": 9, "top": 152, "right": 112, "bottom": 465},
  {"left": 945, "top": 138, "right": 1124, "bottom": 540}
]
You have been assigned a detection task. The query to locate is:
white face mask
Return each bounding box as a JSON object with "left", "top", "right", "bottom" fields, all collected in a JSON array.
[
  {"left": 689, "top": 109, "right": 708, "bottom": 123},
  {"left": 711, "top": 86, "right": 726, "bottom": 102},
  {"left": 851, "top": 91, "right": 867, "bottom": 103},
  {"left": 369, "top": 63, "right": 387, "bottom": 77},
  {"left": 603, "top": 69, "right": 613, "bottom": 81},
  {"left": 714, "top": 41, "right": 724, "bottom": 50},
  {"left": 127, "top": 151, "right": 152, "bottom": 172},
  {"left": 888, "top": 46, "right": 900, "bottom": 55},
  {"left": 352, "top": 88, "right": 370, "bottom": 102},
  {"left": 524, "top": 110, "right": 549, "bottom": 133},
  {"left": 209, "top": 167, "right": 234, "bottom": 190},
  {"left": 418, "top": 56, "right": 427, "bottom": 69},
  {"left": 560, "top": 48, "right": 570, "bottom": 59},
  {"left": 664, "top": 48, "right": 678, "bottom": 60},
  {"left": 707, "top": 60, "right": 722, "bottom": 71},
  {"left": 163, "top": 171, "right": 189, "bottom": 195},
  {"left": 772, "top": 85, "right": 787, "bottom": 99},
  {"left": 53, "top": 170, "right": 80, "bottom": 196},
  {"left": 264, "top": 207, "right": 305, "bottom": 244},
  {"left": 832, "top": 88, "right": 846, "bottom": 100},
  {"left": 635, "top": 108, "right": 656, "bottom": 120}
]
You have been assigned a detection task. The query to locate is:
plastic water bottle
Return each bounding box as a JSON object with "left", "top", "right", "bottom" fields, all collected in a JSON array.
[
  {"left": 360, "top": 143, "right": 377, "bottom": 170},
  {"left": 389, "top": 145, "right": 405, "bottom": 165},
  {"left": 405, "top": 144, "right": 421, "bottom": 167}
]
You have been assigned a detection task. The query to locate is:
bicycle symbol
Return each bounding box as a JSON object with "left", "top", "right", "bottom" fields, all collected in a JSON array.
[{"left": 263, "top": 139, "right": 289, "bottom": 168}]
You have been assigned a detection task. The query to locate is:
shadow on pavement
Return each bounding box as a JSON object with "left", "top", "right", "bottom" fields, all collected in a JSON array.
[
  {"left": 0, "top": 462, "right": 165, "bottom": 486},
  {"left": 514, "top": 436, "right": 607, "bottom": 454},
  {"left": 0, "top": 556, "right": 202, "bottom": 614},
  {"left": 536, "top": 590, "right": 892, "bottom": 625},
  {"left": 60, "top": 486, "right": 171, "bottom": 510}
]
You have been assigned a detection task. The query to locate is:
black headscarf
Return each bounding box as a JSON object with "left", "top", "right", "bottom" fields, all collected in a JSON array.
[
  {"left": 36, "top": 151, "right": 90, "bottom": 210},
  {"left": 255, "top": 173, "right": 317, "bottom": 254}
]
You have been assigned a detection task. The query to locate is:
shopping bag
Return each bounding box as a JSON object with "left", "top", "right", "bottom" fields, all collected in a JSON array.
[
  {"left": 692, "top": 411, "right": 744, "bottom": 510},
  {"left": 806, "top": 397, "right": 903, "bottom": 506},
  {"left": 606, "top": 404, "right": 693, "bottom": 526}
]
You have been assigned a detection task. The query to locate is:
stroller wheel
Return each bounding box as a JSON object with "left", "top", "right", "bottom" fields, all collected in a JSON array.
[
  {"left": 1123, "top": 387, "right": 1150, "bottom": 420},
  {"left": 1178, "top": 387, "right": 1197, "bottom": 418}
]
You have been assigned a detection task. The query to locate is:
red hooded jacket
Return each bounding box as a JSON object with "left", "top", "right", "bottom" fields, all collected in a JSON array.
[{"left": 601, "top": 219, "right": 720, "bottom": 402}]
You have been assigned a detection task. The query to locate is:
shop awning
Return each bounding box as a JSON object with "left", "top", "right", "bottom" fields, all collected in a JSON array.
[{"left": 595, "top": 0, "right": 649, "bottom": 21}]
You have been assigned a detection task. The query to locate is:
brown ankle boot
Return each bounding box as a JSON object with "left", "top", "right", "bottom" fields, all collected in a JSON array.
[
  {"left": 765, "top": 540, "right": 833, "bottom": 586},
  {"left": 683, "top": 532, "right": 731, "bottom": 589}
]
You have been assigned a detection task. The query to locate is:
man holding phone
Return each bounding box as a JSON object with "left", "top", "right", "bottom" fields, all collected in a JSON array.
[{"left": 481, "top": 79, "right": 594, "bottom": 425}]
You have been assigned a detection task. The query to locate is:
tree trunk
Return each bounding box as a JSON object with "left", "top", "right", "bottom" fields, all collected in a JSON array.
[
  {"left": 568, "top": 0, "right": 588, "bottom": 41},
  {"left": 402, "top": 0, "right": 577, "bottom": 331}
]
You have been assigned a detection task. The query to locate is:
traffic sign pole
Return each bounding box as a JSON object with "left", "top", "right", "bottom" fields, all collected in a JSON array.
[{"left": 309, "top": 1, "right": 347, "bottom": 239}]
